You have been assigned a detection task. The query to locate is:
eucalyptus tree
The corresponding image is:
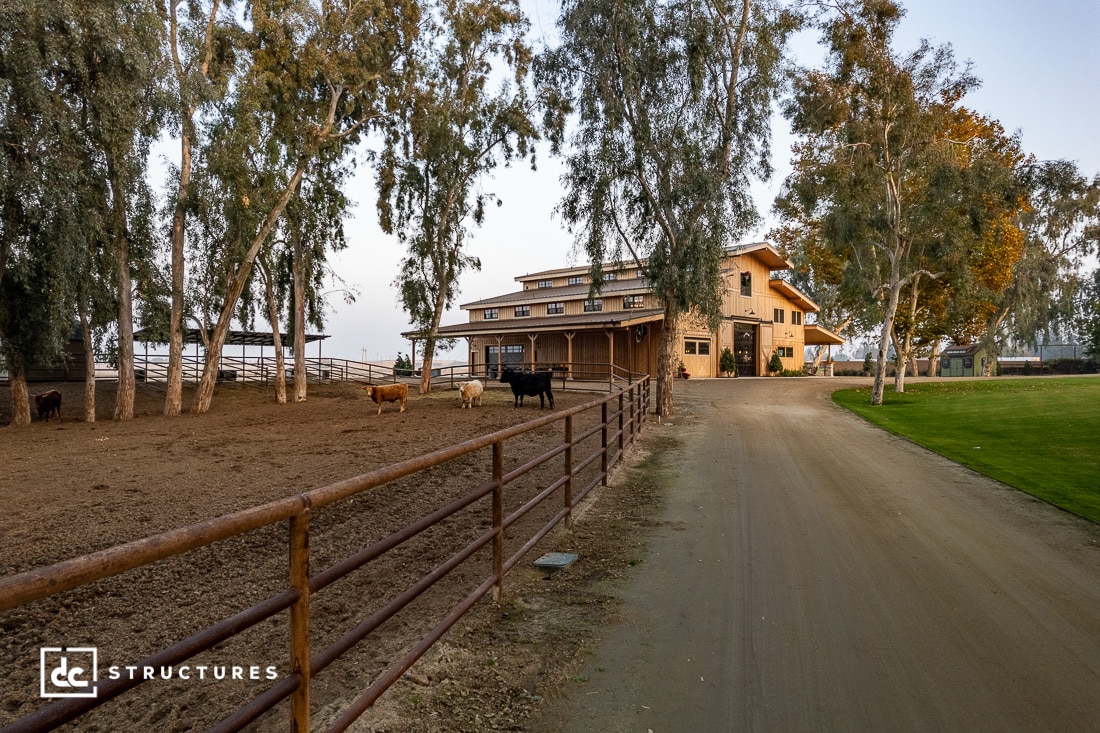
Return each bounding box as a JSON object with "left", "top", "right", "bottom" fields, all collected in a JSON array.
[
  {"left": 1077, "top": 267, "right": 1100, "bottom": 362},
  {"left": 255, "top": 162, "right": 350, "bottom": 403},
  {"left": 776, "top": 0, "right": 1031, "bottom": 403},
  {"left": 188, "top": 0, "right": 420, "bottom": 414},
  {"left": 68, "top": 0, "right": 168, "bottom": 420},
  {"left": 994, "top": 161, "right": 1100, "bottom": 365},
  {"left": 0, "top": 0, "right": 160, "bottom": 424},
  {"left": 537, "top": 0, "right": 796, "bottom": 416},
  {"left": 378, "top": 0, "right": 539, "bottom": 395},
  {"left": 0, "top": 0, "right": 83, "bottom": 425},
  {"left": 157, "top": 0, "right": 240, "bottom": 416}
]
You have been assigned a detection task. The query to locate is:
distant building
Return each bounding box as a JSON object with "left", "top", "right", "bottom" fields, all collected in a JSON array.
[
  {"left": 419, "top": 243, "right": 844, "bottom": 378},
  {"left": 941, "top": 343, "right": 993, "bottom": 377}
]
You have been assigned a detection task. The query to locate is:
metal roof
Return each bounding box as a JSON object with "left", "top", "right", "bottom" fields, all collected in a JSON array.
[{"left": 460, "top": 278, "right": 651, "bottom": 309}]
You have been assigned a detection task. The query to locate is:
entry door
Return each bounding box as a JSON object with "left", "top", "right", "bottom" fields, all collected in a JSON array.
[{"left": 734, "top": 324, "right": 756, "bottom": 377}]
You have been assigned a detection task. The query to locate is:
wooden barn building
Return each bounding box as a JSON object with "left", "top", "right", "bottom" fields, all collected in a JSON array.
[{"left": 428, "top": 242, "right": 844, "bottom": 378}]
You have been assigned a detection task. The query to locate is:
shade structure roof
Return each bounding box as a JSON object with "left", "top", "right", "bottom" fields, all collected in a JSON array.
[{"left": 133, "top": 328, "right": 329, "bottom": 347}]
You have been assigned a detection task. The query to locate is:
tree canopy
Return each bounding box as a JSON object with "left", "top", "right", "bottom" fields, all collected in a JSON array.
[{"left": 538, "top": 0, "right": 797, "bottom": 416}]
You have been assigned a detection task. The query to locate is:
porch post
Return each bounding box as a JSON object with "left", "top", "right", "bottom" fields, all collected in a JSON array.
[
  {"left": 565, "top": 331, "right": 575, "bottom": 377},
  {"left": 605, "top": 328, "right": 615, "bottom": 381},
  {"left": 528, "top": 333, "right": 538, "bottom": 370}
]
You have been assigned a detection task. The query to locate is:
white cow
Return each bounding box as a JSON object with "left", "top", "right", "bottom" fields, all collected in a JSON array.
[{"left": 457, "top": 380, "right": 484, "bottom": 409}]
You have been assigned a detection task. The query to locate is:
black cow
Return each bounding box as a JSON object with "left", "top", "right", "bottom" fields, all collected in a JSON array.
[
  {"left": 34, "top": 390, "right": 62, "bottom": 421},
  {"left": 499, "top": 368, "right": 554, "bottom": 409}
]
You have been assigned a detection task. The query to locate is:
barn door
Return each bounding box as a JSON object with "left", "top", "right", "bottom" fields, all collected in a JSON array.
[{"left": 734, "top": 324, "right": 756, "bottom": 377}]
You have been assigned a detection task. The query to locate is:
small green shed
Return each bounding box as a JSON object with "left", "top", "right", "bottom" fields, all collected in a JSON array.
[{"left": 940, "top": 343, "right": 993, "bottom": 377}]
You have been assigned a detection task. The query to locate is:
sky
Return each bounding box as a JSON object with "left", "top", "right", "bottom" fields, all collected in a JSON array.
[{"left": 318, "top": 0, "right": 1100, "bottom": 363}]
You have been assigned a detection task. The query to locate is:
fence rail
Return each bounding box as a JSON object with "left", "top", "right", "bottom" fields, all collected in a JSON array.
[
  {"left": 0, "top": 375, "right": 651, "bottom": 733},
  {"left": 91, "top": 356, "right": 640, "bottom": 393}
]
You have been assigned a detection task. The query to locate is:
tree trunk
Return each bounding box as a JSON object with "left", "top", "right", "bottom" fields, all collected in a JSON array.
[
  {"left": 292, "top": 232, "right": 307, "bottom": 402},
  {"left": 164, "top": 121, "right": 192, "bottom": 416},
  {"left": 9, "top": 370, "right": 31, "bottom": 427},
  {"left": 419, "top": 279, "right": 451, "bottom": 395},
  {"left": 926, "top": 341, "right": 941, "bottom": 377},
  {"left": 192, "top": 165, "right": 306, "bottom": 414},
  {"left": 79, "top": 302, "right": 96, "bottom": 422},
  {"left": 655, "top": 307, "right": 679, "bottom": 417},
  {"left": 420, "top": 339, "right": 435, "bottom": 395},
  {"left": 109, "top": 165, "right": 135, "bottom": 421},
  {"left": 259, "top": 256, "right": 286, "bottom": 404},
  {"left": 872, "top": 279, "right": 903, "bottom": 405}
]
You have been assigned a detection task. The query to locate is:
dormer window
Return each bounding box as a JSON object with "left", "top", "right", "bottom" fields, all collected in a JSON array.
[
  {"left": 515, "top": 305, "right": 530, "bottom": 317},
  {"left": 604, "top": 272, "right": 618, "bottom": 282},
  {"left": 623, "top": 295, "right": 644, "bottom": 309},
  {"left": 567, "top": 276, "right": 584, "bottom": 286},
  {"left": 484, "top": 308, "right": 498, "bottom": 320},
  {"left": 537, "top": 279, "right": 553, "bottom": 289},
  {"left": 546, "top": 302, "right": 564, "bottom": 315},
  {"left": 584, "top": 298, "right": 602, "bottom": 312}
]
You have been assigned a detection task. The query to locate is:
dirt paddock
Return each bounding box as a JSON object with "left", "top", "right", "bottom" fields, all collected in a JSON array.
[{"left": 0, "top": 379, "right": 663, "bottom": 732}]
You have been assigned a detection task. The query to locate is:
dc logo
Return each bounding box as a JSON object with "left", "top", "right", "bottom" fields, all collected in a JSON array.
[{"left": 40, "top": 647, "right": 98, "bottom": 698}]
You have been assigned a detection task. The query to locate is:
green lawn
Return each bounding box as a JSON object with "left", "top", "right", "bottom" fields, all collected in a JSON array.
[{"left": 832, "top": 377, "right": 1100, "bottom": 524}]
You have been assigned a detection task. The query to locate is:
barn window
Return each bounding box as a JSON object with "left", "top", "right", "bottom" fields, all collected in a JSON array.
[
  {"left": 605, "top": 272, "right": 618, "bottom": 281},
  {"left": 623, "top": 295, "right": 644, "bottom": 309},
  {"left": 537, "top": 279, "right": 553, "bottom": 288},
  {"left": 684, "top": 339, "right": 710, "bottom": 355},
  {"left": 546, "top": 302, "right": 564, "bottom": 315},
  {"left": 740, "top": 271, "right": 752, "bottom": 296},
  {"left": 773, "top": 307, "right": 785, "bottom": 324},
  {"left": 514, "top": 305, "right": 530, "bottom": 317},
  {"left": 568, "top": 275, "right": 584, "bottom": 286},
  {"left": 792, "top": 310, "right": 803, "bottom": 325},
  {"left": 682, "top": 338, "right": 708, "bottom": 354},
  {"left": 484, "top": 308, "right": 498, "bottom": 320}
]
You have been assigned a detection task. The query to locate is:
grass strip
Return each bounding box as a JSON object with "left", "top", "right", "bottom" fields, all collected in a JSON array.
[{"left": 832, "top": 377, "right": 1100, "bottom": 524}]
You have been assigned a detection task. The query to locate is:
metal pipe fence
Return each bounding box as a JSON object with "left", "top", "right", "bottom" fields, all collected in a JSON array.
[{"left": 0, "top": 376, "right": 650, "bottom": 733}]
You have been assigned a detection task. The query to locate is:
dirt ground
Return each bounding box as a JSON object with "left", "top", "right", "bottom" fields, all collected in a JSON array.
[{"left": 0, "top": 379, "right": 666, "bottom": 732}]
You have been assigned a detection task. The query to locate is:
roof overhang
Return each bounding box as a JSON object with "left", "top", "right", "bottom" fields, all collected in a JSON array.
[
  {"left": 769, "top": 279, "right": 820, "bottom": 312},
  {"left": 734, "top": 242, "right": 792, "bottom": 269},
  {"left": 804, "top": 324, "right": 845, "bottom": 346}
]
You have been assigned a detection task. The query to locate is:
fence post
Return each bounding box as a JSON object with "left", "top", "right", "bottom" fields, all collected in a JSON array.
[
  {"left": 627, "top": 385, "right": 636, "bottom": 444},
  {"left": 601, "top": 401, "right": 608, "bottom": 486},
  {"left": 289, "top": 509, "right": 311, "bottom": 733},
  {"left": 492, "top": 441, "right": 504, "bottom": 603},
  {"left": 564, "top": 415, "right": 574, "bottom": 527},
  {"left": 617, "top": 391, "right": 624, "bottom": 456}
]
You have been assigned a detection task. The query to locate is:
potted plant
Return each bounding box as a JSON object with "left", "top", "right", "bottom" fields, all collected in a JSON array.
[{"left": 678, "top": 359, "right": 690, "bottom": 379}]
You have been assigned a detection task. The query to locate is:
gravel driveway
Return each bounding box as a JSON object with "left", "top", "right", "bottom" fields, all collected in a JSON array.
[{"left": 532, "top": 377, "right": 1100, "bottom": 733}]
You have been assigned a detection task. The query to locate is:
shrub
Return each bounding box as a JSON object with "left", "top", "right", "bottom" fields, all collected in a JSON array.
[
  {"left": 768, "top": 351, "right": 784, "bottom": 375},
  {"left": 719, "top": 347, "right": 736, "bottom": 376}
]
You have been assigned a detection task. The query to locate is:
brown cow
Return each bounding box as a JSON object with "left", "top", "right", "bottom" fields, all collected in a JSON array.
[
  {"left": 363, "top": 383, "right": 408, "bottom": 414},
  {"left": 34, "top": 390, "right": 62, "bottom": 421}
]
